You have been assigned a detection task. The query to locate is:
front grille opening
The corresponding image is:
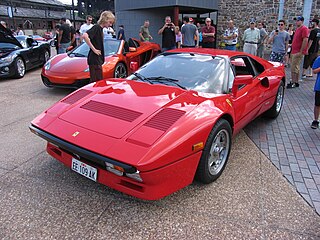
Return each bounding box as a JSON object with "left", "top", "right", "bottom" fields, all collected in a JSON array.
[{"left": 120, "top": 180, "right": 144, "bottom": 192}]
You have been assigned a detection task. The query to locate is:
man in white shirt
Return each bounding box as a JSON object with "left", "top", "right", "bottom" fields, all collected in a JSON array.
[
  {"left": 79, "top": 15, "right": 93, "bottom": 42},
  {"left": 103, "top": 27, "right": 115, "bottom": 39}
]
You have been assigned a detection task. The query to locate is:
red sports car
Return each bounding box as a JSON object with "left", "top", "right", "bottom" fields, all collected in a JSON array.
[
  {"left": 41, "top": 38, "right": 160, "bottom": 88},
  {"left": 30, "top": 49, "right": 285, "bottom": 200}
]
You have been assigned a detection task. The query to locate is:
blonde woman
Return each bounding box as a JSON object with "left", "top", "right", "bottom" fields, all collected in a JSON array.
[
  {"left": 83, "top": 11, "right": 115, "bottom": 83},
  {"left": 175, "top": 26, "right": 182, "bottom": 48}
]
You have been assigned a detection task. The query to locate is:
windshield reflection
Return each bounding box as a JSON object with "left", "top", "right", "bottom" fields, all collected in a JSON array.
[
  {"left": 127, "top": 53, "right": 227, "bottom": 94},
  {"left": 71, "top": 39, "right": 121, "bottom": 57}
]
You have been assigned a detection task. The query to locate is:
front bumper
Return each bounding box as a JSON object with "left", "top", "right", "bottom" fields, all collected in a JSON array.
[
  {"left": 41, "top": 74, "right": 90, "bottom": 89},
  {"left": 29, "top": 124, "right": 201, "bottom": 200},
  {"left": 0, "top": 62, "right": 15, "bottom": 78}
]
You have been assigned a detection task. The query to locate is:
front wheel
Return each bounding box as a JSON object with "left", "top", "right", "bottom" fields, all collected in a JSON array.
[
  {"left": 42, "top": 50, "right": 50, "bottom": 66},
  {"left": 264, "top": 81, "right": 284, "bottom": 118},
  {"left": 13, "top": 57, "right": 25, "bottom": 78},
  {"left": 195, "top": 119, "right": 232, "bottom": 183},
  {"left": 114, "top": 63, "right": 127, "bottom": 78}
]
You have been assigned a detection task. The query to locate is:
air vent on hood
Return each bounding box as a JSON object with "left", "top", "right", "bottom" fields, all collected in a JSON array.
[
  {"left": 144, "top": 108, "right": 185, "bottom": 131},
  {"left": 80, "top": 100, "right": 143, "bottom": 122},
  {"left": 61, "top": 89, "right": 92, "bottom": 104}
]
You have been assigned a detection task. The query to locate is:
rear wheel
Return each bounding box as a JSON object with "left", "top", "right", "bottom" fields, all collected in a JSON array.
[
  {"left": 114, "top": 63, "right": 127, "bottom": 78},
  {"left": 13, "top": 57, "right": 25, "bottom": 78},
  {"left": 264, "top": 81, "right": 284, "bottom": 118},
  {"left": 196, "top": 119, "right": 232, "bottom": 183}
]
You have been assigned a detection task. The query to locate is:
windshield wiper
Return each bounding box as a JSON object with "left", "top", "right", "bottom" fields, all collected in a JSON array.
[
  {"left": 146, "top": 76, "right": 186, "bottom": 89},
  {"left": 70, "top": 53, "right": 86, "bottom": 57},
  {"left": 132, "top": 72, "right": 153, "bottom": 84}
]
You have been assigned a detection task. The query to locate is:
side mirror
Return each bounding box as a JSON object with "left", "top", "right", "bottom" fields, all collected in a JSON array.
[
  {"left": 130, "top": 62, "right": 139, "bottom": 72},
  {"left": 232, "top": 75, "right": 253, "bottom": 96},
  {"left": 129, "top": 47, "right": 137, "bottom": 52}
]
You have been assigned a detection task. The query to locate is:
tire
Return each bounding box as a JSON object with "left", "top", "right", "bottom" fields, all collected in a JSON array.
[
  {"left": 42, "top": 50, "right": 50, "bottom": 66},
  {"left": 196, "top": 119, "right": 232, "bottom": 183},
  {"left": 13, "top": 57, "right": 25, "bottom": 78},
  {"left": 114, "top": 63, "right": 127, "bottom": 78},
  {"left": 264, "top": 81, "right": 284, "bottom": 118}
]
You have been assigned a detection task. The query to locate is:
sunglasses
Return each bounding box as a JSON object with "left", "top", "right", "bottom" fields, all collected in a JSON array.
[{"left": 278, "top": 23, "right": 284, "bottom": 26}]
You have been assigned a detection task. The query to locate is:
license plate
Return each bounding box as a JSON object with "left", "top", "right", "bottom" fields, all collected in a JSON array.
[{"left": 71, "top": 158, "right": 97, "bottom": 182}]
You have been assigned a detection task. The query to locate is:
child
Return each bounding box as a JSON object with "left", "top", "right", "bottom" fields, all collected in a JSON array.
[
  {"left": 82, "top": 11, "right": 115, "bottom": 83},
  {"left": 311, "top": 56, "right": 320, "bottom": 129}
]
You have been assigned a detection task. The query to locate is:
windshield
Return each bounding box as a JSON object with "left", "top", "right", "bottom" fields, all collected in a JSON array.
[
  {"left": 127, "top": 53, "right": 227, "bottom": 94},
  {"left": 70, "top": 39, "right": 121, "bottom": 57},
  {"left": 15, "top": 36, "right": 27, "bottom": 48},
  {"left": 0, "top": 42, "right": 19, "bottom": 50}
]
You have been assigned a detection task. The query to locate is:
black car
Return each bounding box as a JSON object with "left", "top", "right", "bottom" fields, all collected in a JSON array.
[{"left": 0, "top": 24, "right": 50, "bottom": 78}]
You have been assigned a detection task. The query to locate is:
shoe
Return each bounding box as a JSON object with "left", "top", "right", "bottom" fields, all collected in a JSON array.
[
  {"left": 311, "top": 120, "right": 319, "bottom": 129},
  {"left": 302, "top": 75, "right": 306, "bottom": 79},
  {"left": 287, "top": 82, "right": 299, "bottom": 88}
]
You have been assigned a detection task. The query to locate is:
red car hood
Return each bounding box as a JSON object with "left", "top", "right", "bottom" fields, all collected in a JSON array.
[
  {"left": 49, "top": 54, "right": 115, "bottom": 74},
  {"left": 33, "top": 79, "right": 224, "bottom": 169},
  {"left": 49, "top": 54, "right": 88, "bottom": 74},
  {"left": 58, "top": 80, "right": 192, "bottom": 139}
]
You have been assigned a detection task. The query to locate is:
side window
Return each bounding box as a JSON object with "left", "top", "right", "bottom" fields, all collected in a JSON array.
[
  {"left": 231, "top": 56, "right": 255, "bottom": 76},
  {"left": 249, "top": 57, "right": 265, "bottom": 75},
  {"left": 26, "top": 38, "right": 33, "bottom": 48}
]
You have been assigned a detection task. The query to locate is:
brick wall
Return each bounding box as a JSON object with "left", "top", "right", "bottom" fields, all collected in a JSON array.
[{"left": 217, "top": 0, "right": 319, "bottom": 47}]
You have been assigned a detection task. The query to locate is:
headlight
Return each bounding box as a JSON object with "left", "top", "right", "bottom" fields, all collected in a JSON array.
[
  {"left": 84, "top": 67, "right": 89, "bottom": 72},
  {"left": 44, "top": 60, "right": 51, "bottom": 70},
  {"left": 0, "top": 54, "right": 16, "bottom": 64}
]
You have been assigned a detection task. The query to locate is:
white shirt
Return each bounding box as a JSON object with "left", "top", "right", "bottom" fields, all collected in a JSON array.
[
  {"left": 103, "top": 27, "right": 115, "bottom": 39},
  {"left": 79, "top": 23, "right": 93, "bottom": 35}
]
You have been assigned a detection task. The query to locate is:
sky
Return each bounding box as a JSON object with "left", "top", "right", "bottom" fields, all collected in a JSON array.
[{"left": 59, "top": 0, "right": 77, "bottom": 5}]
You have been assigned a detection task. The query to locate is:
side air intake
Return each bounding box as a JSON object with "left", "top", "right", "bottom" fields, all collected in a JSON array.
[
  {"left": 61, "top": 89, "right": 92, "bottom": 104},
  {"left": 144, "top": 108, "right": 185, "bottom": 131}
]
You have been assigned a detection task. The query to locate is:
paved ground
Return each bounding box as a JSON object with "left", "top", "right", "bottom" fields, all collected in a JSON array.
[
  {"left": 245, "top": 68, "right": 320, "bottom": 215},
  {"left": 0, "top": 64, "right": 319, "bottom": 239}
]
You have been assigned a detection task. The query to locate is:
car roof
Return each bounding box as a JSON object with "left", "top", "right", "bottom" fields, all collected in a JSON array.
[{"left": 165, "top": 48, "right": 273, "bottom": 68}]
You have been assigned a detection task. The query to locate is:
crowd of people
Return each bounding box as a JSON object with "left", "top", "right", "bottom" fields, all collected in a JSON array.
[{"left": 1, "top": 11, "right": 320, "bottom": 130}]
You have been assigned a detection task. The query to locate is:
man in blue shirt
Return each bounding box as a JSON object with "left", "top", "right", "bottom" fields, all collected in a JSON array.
[{"left": 311, "top": 56, "right": 320, "bottom": 128}]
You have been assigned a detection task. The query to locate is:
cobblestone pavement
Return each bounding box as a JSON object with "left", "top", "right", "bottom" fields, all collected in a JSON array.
[{"left": 245, "top": 68, "right": 320, "bottom": 215}]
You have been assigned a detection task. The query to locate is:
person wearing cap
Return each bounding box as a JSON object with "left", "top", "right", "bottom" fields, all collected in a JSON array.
[
  {"left": 222, "top": 20, "right": 238, "bottom": 51},
  {"left": 181, "top": 16, "right": 199, "bottom": 48},
  {"left": 267, "top": 19, "right": 290, "bottom": 63},
  {"left": 201, "top": 18, "right": 215, "bottom": 48},
  {"left": 302, "top": 19, "right": 320, "bottom": 78},
  {"left": 287, "top": 16, "right": 309, "bottom": 89},
  {"left": 242, "top": 21, "right": 260, "bottom": 55}
]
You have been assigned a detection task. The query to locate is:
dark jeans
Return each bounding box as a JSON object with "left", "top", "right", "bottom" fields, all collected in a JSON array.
[
  {"left": 89, "top": 65, "right": 103, "bottom": 83},
  {"left": 202, "top": 42, "right": 214, "bottom": 48},
  {"left": 181, "top": 45, "right": 195, "bottom": 48},
  {"left": 162, "top": 46, "right": 176, "bottom": 52}
]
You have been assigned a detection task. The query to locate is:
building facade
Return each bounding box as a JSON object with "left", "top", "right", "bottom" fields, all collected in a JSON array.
[
  {"left": 0, "top": 0, "right": 83, "bottom": 35},
  {"left": 217, "top": 0, "right": 320, "bottom": 48},
  {"left": 115, "top": 0, "right": 218, "bottom": 47}
]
